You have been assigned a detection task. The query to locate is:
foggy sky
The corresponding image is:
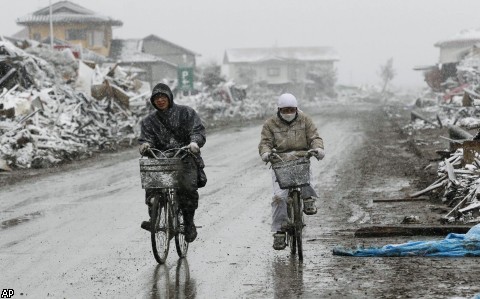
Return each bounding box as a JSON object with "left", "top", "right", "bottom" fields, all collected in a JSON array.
[{"left": 2, "top": 0, "right": 480, "bottom": 89}]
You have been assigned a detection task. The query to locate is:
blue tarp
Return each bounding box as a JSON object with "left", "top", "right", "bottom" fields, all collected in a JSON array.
[{"left": 333, "top": 224, "right": 480, "bottom": 257}]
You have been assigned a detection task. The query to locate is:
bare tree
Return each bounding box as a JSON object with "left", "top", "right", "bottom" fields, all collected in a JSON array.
[
  {"left": 378, "top": 58, "right": 396, "bottom": 94},
  {"left": 199, "top": 61, "right": 226, "bottom": 91}
]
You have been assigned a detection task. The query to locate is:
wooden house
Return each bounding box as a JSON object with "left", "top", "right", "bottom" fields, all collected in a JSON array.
[
  {"left": 16, "top": 1, "right": 122, "bottom": 57},
  {"left": 109, "top": 35, "right": 199, "bottom": 86}
]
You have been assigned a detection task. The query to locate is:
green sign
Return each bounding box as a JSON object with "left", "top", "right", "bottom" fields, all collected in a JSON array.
[{"left": 177, "top": 67, "right": 194, "bottom": 91}]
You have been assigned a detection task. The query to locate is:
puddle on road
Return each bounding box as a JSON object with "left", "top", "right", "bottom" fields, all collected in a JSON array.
[
  {"left": 148, "top": 259, "right": 195, "bottom": 298},
  {"left": 1, "top": 211, "right": 43, "bottom": 229}
]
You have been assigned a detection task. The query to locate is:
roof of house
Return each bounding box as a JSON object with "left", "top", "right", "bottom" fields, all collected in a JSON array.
[
  {"left": 435, "top": 28, "right": 480, "bottom": 47},
  {"left": 224, "top": 47, "right": 339, "bottom": 64},
  {"left": 109, "top": 39, "right": 177, "bottom": 67},
  {"left": 16, "top": 1, "right": 122, "bottom": 26},
  {"left": 143, "top": 34, "right": 199, "bottom": 56}
]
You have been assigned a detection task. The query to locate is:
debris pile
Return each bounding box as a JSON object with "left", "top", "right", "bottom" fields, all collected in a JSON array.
[
  {"left": 0, "top": 40, "right": 149, "bottom": 170},
  {"left": 397, "top": 41, "right": 480, "bottom": 224},
  {"left": 409, "top": 147, "right": 480, "bottom": 224}
]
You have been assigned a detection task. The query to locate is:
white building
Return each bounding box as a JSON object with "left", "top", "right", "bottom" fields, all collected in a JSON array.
[
  {"left": 435, "top": 28, "right": 480, "bottom": 64},
  {"left": 222, "top": 47, "right": 339, "bottom": 97}
]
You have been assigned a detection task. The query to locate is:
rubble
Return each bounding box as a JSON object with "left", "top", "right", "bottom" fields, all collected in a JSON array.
[
  {"left": 387, "top": 38, "right": 480, "bottom": 224},
  {"left": 0, "top": 40, "right": 148, "bottom": 170}
]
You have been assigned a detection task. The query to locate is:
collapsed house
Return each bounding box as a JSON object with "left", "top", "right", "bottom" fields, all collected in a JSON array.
[{"left": 0, "top": 39, "right": 150, "bottom": 170}]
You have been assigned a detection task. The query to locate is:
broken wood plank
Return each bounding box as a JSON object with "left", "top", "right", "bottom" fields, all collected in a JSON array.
[
  {"left": 411, "top": 110, "right": 440, "bottom": 127},
  {"left": 447, "top": 124, "right": 473, "bottom": 140},
  {"left": 436, "top": 114, "right": 443, "bottom": 128},
  {"left": 354, "top": 225, "right": 472, "bottom": 238},
  {"left": 409, "top": 181, "right": 445, "bottom": 198},
  {"left": 373, "top": 197, "right": 429, "bottom": 203},
  {"left": 444, "top": 158, "right": 459, "bottom": 185},
  {"left": 0, "top": 68, "right": 17, "bottom": 88}
]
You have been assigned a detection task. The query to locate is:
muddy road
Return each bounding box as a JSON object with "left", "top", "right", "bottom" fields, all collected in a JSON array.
[{"left": 1, "top": 103, "right": 480, "bottom": 298}]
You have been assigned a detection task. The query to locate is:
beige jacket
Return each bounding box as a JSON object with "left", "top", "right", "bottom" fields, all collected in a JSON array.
[{"left": 258, "top": 111, "right": 324, "bottom": 161}]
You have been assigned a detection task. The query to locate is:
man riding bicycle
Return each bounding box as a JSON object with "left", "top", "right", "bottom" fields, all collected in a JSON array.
[
  {"left": 258, "top": 93, "right": 325, "bottom": 250},
  {"left": 138, "top": 83, "right": 206, "bottom": 243}
]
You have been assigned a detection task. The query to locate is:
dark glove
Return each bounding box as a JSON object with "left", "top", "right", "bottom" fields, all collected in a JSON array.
[{"left": 139, "top": 143, "right": 151, "bottom": 156}]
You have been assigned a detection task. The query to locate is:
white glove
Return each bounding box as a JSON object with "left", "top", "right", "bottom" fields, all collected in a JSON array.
[
  {"left": 261, "top": 152, "right": 270, "bottom": 162},
  {"left": 309, "top": 148, "right": 325, "bottom": 160},
  {"left": 139, "top": 143, "right": 151, "bottom": 155},
  {"left": 189, "top": 142, "right": 200, "bottom": 154}
]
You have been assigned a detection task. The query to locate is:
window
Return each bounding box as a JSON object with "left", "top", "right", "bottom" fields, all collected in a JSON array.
[
  {"left": 65, "top": 29, "right": 86, "bottom": 40},
  {"left": 32, "top": 33, "right": 41, "bottom": 41},
  {"left": 87, "top": 30, "right": 105, "bottom": 47},
  {"left": 267, "top": 67, "right": 280, "bottom": 77}
]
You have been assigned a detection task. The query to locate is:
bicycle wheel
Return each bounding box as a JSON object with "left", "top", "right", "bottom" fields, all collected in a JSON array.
[
  {"left": 287, "top": 198, "right": 296, "bottom": 255},
  {"left": 151, "top": 194, "right": 170, "bottom": 264},
  {"left": 292, "top": 191, "right": 303, "bottom": 260},
  {"left": 175, "top": 207, "right": 189, "bottom": 258}
]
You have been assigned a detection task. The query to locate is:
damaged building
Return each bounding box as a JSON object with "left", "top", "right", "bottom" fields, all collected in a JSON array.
[{"left": 416, "top": 28, "right": 480, "bottom": 92}]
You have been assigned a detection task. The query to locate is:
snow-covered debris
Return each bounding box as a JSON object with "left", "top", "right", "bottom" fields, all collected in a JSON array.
[{"left": 0, "top": 40, "right": 149, "bottom": 170}]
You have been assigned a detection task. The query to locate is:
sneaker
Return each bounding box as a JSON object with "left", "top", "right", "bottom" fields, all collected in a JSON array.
[
  {"left": 141, "top": 220, "right": 151, "bottom": 232},
  {"left": 273, "top": 232, "right": 287, "bottom": 250},
  {"left": 184, "top": 223, "right": 197, "bottom": 243},
  {"left": 303, "top": 197, "right": 318, "bottom": 215}
]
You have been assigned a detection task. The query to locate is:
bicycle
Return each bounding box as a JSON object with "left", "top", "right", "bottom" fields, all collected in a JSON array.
[
  {"left": 139, "top": 147, "right": 192, "bottom": 264},
  {"left": 267, "top": 150, "right": 317, "bottom": 261}
]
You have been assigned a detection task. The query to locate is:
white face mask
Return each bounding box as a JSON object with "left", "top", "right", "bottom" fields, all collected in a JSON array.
[{"left": 280, "top": 113, "right": 296, "bottom": 122}]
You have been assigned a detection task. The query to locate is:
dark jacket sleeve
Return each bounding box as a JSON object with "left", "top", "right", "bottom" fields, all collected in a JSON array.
[
  {"left": 138, "top": 117, "right": 156, "bottom": 146},
  {"left": 189, "top": 110, "right": 206, "bottom": 147}
]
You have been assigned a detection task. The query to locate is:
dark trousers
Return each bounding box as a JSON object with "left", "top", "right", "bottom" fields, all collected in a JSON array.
[{"left": 145, "top": 155, "right": 199, "bottom": 213}]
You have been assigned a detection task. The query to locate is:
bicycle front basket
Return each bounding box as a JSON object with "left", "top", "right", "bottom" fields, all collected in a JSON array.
[
  {"left": 139, "top": 158, "right": 183, "bottom": 189},
  {"left": 272, "top": 158, "right": 310, "bottom": 189}
]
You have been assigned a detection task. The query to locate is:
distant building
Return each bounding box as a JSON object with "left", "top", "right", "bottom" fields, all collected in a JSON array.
[
  {"left": 415, "top": 28, "right": 480, "bottom": 91},
  {"left": 109, "top": 35, "right": 199, "bottom": 86},
  {"left": 435, "top": 28, "right": 480, "bottom": 64},
  {"left": 16, "top": 0, "right": 122, "bottom": 57},
  {"left": 223, "top": 47, "right": 339, "bottom": 96},
  {"left": 142, "top": 35, "right": 198, "bottom": 68}
]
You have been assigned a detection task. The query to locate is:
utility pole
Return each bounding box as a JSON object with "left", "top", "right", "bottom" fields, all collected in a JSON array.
[{"left": 49, "top": 0, "right": 54, "bottom": 49}]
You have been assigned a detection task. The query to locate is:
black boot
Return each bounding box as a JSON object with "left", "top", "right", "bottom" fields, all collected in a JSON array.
[
  {"left": 183, "top": 210, "right": 197, "bottom": 243},
  {"left": 141, "top": 206, "right": 153, "bottom": 232},
  {"left": 141, "top": 221, "right": 151, "bottom": 232}
]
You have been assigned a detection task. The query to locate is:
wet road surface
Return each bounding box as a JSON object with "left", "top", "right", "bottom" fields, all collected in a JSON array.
[{"left": 1, "top": 103, "right": 480, "bottom": 298}]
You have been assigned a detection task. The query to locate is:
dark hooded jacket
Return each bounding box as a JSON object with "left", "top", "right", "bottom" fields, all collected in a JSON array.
[{"left": 138, "top": 83, "right": 206, "bottom": 151}]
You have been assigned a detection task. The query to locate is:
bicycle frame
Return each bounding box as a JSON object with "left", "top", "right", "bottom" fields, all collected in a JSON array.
[
  {"left": 142, "top": 147, "right": 191, "bottom": 264},
  {"left": 267, "top": 150, "right": 312, "bottom": 260}
]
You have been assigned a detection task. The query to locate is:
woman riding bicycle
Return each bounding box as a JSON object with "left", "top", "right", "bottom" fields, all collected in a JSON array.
[
  {"left": 138, "top": 83, "right": 206, "bottom": 243},
  {"left": 258, "top": 93, "right": 325, "bottom": 250}
]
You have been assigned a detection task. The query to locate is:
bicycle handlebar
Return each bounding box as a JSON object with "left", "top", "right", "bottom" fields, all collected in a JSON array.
[
  {"left": 266, "top": 149, "right": 319, "bottom": 165},
  {"left": 143, "top": 146, "right": 191, "bottom": 159}
]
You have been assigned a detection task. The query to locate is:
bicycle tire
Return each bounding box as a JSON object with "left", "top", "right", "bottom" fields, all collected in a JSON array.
[
  {"left": 287, "top": 199, "right": 296, "bottom": 255},
  {"left": 174, "top": 197, "right": 189, "bottom": 258},
  {"left": 292, "top": 191, "right": 303, "bottom": 260},
  {"left": 151, "top": 195, "right": 170, "bottom": 264}
]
